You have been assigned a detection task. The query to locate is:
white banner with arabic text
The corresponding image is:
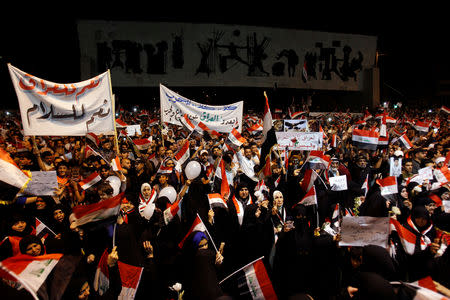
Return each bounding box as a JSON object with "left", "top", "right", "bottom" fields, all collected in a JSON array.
[
  {"left": 160, "top": 84, "right": 243, "bottom": 132},
  {"left": 8, "top": 64, "right": 114, "bottom": 136}
]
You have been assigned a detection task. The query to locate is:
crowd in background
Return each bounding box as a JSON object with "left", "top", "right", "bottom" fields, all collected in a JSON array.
[{"left": 0, "top": 99, "right": 449, "bottom": 300}]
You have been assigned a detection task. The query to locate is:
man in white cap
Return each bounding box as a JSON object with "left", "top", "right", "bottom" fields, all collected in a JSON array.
[{"left": 435, "top": 156, "right": 446, "bottom": 169}]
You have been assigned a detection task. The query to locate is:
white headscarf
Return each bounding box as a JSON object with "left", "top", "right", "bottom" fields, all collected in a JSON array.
[{"left": 139, "top": 183, "right": 155, "bottom": 220}]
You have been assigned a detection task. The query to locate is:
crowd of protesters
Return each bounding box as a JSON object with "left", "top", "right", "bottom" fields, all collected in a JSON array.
[{"left": 0, "top": 99, "right": 449, "bottom": 300}]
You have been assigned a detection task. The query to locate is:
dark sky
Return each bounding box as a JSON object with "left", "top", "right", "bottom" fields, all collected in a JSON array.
[{"left": 1, "top": 8, "right": 449, "bottom": 109}]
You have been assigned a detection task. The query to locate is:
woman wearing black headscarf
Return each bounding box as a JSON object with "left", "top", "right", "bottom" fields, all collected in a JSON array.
[
  {"left": 402, "top": 205, "right": 438, "bottom": 281},
  {"left": 25, "top": 196, "right": 54, "bottom": 227},
  {"left": 238, "top": 199, "right": 274, "bottom": 268},
  {"left": 272, "top": 203, "right": 315, "bottom": 299},
  {"left": 223, "top": 181, "right": 254, "bottom": 273},
  {"left": 0, "top": 211, "right": 35, "bottom": 260},
  {"left": 19, "top": 234, "right": 46, "bottom": 256},
  {"left": 180, "top": 230, "right": 224, "bottom": 300}
]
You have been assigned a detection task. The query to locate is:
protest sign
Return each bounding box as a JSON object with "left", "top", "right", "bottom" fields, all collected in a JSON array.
[
  {"left": 329, "top": 175, "right": 348, "bottom": 191},
  {"left": 275, "top": 132, "right": 323, "bottom": 150},
  {"left": 418, "top": 166, "right": 433, "bottom": 180},
  {"left": 8, "top": 64, "right": 114, "bottom": 136},
  {"left": 339, "top": 216, "right": 390, "bottom": 248},
  {"left": 160, "top": 84, "right": 243, "bottom": 133},
  {"left": 20, "top": 171, "right": 58, "bottom": 196},
  {"left": 283, "top": 119, "right": 308, "bottom": 132},
  {"left": 125, "top": 125, "right": 141, "bottom": 136},
  {"left": 389, "top": 157, "right": 402, "bottom": 177}
]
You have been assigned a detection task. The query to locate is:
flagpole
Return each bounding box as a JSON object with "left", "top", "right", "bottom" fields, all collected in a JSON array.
[
  {"left": 112, "top": 222, "right": 117, "bottom": 248},
  {"left": 218, "top": 256, "right": 265, "bottom": 285},
  {"left": 197, "top": 213, "right": 218, "bottom": 253}
]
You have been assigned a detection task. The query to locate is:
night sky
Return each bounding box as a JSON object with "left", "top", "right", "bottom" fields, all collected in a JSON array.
[{"left": 1, "top": 8, "right": 449, "bottom": 110}]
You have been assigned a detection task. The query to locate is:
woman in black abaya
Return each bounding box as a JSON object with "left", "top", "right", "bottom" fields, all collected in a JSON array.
[{"left": 181, "top": 230, "right": 224, "bottom": 300}]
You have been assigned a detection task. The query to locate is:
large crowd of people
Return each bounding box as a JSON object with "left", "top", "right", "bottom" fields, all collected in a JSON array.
[{"left": 0, "top": 99, "right": 449, "bottom": 300}]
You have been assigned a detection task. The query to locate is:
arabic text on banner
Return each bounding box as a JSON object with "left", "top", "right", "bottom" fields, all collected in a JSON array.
[
  {"left": 160, "top": 84, "right": 243, "bottom": 133},
  {"left": 8, "top": 64, "right": 114, "bottom": 136}
]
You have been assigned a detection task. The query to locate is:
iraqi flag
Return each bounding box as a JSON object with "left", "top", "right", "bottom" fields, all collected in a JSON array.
[
  {"left": 156, "top": 161, "right": 173, "bottom": 175},
  {"left": 319, "top": 125, "right": 327, "bottom": 140},
  {"left": 0, "top": 147, "right": 31, "bottom": 190},
  {"left": 399, "top": 134, "right": 414, "bottom": 149},
  {"left": 288, "top": 107, "right": 307, "bottom": 119},
  {"left": 380, "top": 114, "right": 387, "bottom": 137},
  {"left": 331, "top": 203, "right": 340, "bottom": 230},
  {"left": 85, "top": 144, "right": 102, "bottom": 159},
  {"left": 363, "top": 110, "right": 372, "bottom": 121},
  {"left": 148, "top": 118, "right": 159, "bottom": 127},
  {"left": 0, "top": 253, "right": 63, "bottom": 300},
  {"left": 300, "top": 169, "right": 318, "bottom": 193},
  {"left": 117, "top": 261, "right": 144, "bottom": 300},
  {"left": 180, "top": 114, "right": 197, "bottom": 132},
  {"left": 111, "top": 156, "right": 123, "bottom": 172},
  {"left": 440, "top": 105, "right": 450, "bottom": 114},
  {"left": 163, "top": 196, "right": 183, "bottom": 225},
  {"left": 116, "top": 118, "right": 128, "bottom": 127},
  {"left": 219, "top": 257, "right": 278, "bottom": 300},
  {"left": 389, "top": 218, "right": 419, "bottom": 255},
  {"left": 132, "top": 138, "right": 152, "bottom": 151},
  {"left": 247, "top": 123, "right": 263, "bottom": 134},
  {"left": 331, "top": 134, "right": 338, "bottom": 148},
  {"left": 174, "top": 139, "right": 190, "bottom": 169},
  {"left": 306, "top": 151, "right": 330, "bottom": 170},
  {"left": 35, "top": 218, "right": 56, "bottom": 242},
  {"left": 215, "top": 158, "right": 231, "bottom": 197},
  {"left": 79, "top": 171, "right": 102, "bottom": 190},
  {"left": 261, "top": 92, "right": 273, "bottom": 144},
  {"left": 208, "top": 193, "right": 228, "bottom": 210},
  {"left": 94, "top": 249, "right": 110, "bottom": 296},
  {"left": 71, "top": 192, "right": 124, "bottom": 226},
  {"left": 352, "top": 128, "right": 379, "bottom": 150},
  {"left": 178, "top": 214, "right": 206, "bottom": 249},
  {"left": 393, "top": 128, "right": 407, "bottom": 136},
  {"left": 258, "top": 92, "right": 278, "bottom": 179},
  {"left": 414, "top": 120, "right": 430, "bottom": 133},
  {"left": 361, "top": 174, "right": 369, "bottom": 197},
  {"left": 228, "top": 128, "right": 247, "bottom": 147},
  {"left": 86, "top": 132, "right": 100, "bottom": 147},
  {"left": 386, "top": 116, "right": 398, "bottom": 124},
  {"left": 378, "top": 133, "right": 389, "bottom": 148},
  {"left": 198, "top": 121, "right": 221, "bottom": 139},
  {"left": 294, "top": 186, "right": 317, "bottom": 207},
  {"left": 376, "top": 176, "right": 398, "bottom": 196}
]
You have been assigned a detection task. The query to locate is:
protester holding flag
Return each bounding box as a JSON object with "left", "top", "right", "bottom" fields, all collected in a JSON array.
[{"left": 180, "top": 230, "right": 224, "bottom": 300}]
